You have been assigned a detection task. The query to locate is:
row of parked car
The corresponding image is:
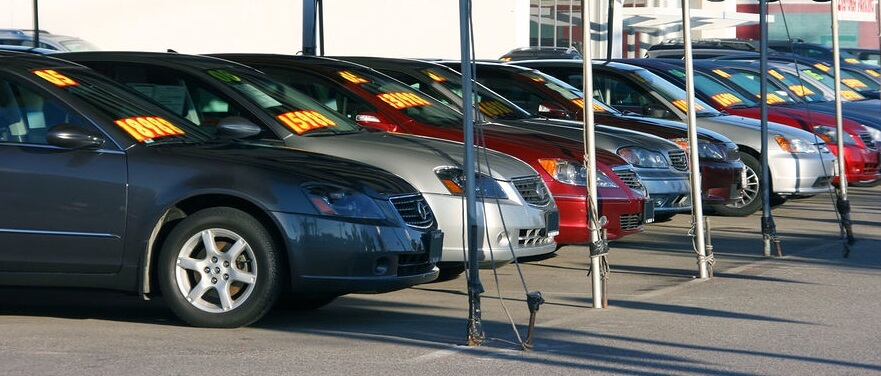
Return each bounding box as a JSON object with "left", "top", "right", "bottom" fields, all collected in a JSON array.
[{"left": 1, "top": 37, "right": 878, "bottom": 328}]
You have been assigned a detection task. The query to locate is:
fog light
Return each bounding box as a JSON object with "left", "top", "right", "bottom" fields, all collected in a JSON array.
[
  {"left": 497, "top": 231, "right": 511, "bottom": 247},
  {"left": 374, "top": 257, "right": 390, "bottom": 275}
]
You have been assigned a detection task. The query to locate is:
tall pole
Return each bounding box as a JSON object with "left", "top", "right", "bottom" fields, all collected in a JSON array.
[
  {"left": 758, "top": 0, "right": 780, "bottom": 257},
  {"left": 830, "top": 0, "right": 856, "bottom": 252},
  {"left": 681, "top": 0, "right": 709, "bottom": 278},
  {"left": 582, "top": 0, "right": 607, "bottom": 309},
  {"left": 33, "top": 0, "right": 39, "bottom": 47},
  {"left": 459, "top": 0, "right": 484, "bottom": 345}
]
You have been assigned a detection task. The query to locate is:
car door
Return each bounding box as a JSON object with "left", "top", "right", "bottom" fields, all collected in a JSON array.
[{"left": 0, "top": 74, "right": 127, "bottom": 273}]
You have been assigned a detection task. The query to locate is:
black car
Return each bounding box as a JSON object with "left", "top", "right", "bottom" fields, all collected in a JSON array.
[{"left": 0, "top": 51, "right": 441, "bottom": 328}]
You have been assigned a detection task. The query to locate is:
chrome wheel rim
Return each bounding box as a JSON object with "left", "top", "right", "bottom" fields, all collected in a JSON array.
[
  {"left": 174, "top": 228, "right": 257, "bottom": 313},
  {"left": 727, "top": 164, "right": 760, "bottom": 209}
]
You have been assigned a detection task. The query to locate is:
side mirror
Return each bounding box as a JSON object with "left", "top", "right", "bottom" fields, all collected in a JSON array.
[
  {"left": 537, "top": 102, "right": 573, "bottom": 119},
  {"left": 354, "top": 112, "right": 399, "bottom": 132},
  {"left": 46, "top": 123, "right": 104, "bottom": 149},
  {"left": 217, "top": 116, "right": 262, "bottom": 139},
  {"left": 642, "top": 103, "right": 672, "bottom": 118}
]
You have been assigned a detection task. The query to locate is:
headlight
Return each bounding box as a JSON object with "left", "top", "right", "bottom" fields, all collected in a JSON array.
[
  {"left": 813, "top": 125, "right": 857, "bottom": 145},
  {"left": 774, "top": 135, "right": 820, "bottom": 154},
  {"left": 303, "top": 184, "right": 385, "bottom": 219},
  {"left": 865, "top": 126, "right": 881, "bottom": 143},
  {"left": 671, "top": 138, "right": 728, "bottom": 161},
  {"left": 618, "top": 147, "right": 669, "bottom": 168},
  {"left": 697, "top": 142, "right": 728, "bottom": 161},
  {"left": 538, "top": 159, "right": 619, "bottom": 188},
  {"left": 435, "top": 168, "right": 507, "bottom": 199}
]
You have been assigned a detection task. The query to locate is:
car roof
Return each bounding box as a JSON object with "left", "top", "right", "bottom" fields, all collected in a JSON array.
[{"left": 54, "top": 51, "right": 250, "bottom": 71}]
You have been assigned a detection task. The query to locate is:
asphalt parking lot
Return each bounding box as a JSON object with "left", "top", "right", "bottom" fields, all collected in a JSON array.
[{"left": 2, "top": 185, "right": 879, "bottom": 375}]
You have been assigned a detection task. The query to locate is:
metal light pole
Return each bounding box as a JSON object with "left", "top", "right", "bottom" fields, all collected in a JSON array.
[
  {"left": 582, "top": 0, "right": 609, "bottom": 309},
  {"left": 680, "top": 0, "right": 710, "bottom": 278},
  {"left": 459, "top": 0, "right": 485, "bottom": 345}
]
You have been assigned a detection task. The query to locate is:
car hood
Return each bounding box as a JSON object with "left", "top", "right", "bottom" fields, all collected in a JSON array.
[
  {"left": 283, "top": 131, "right": 539, "bottom": 194},
  {"left": 695, "top": 114, "right": 820, "bottom": 146},
  {"left": 152, "top": 141, "right": 419, "bottom": 197},
  {"left": 495, "top": 117, "right": 682, "bottom": 154}
]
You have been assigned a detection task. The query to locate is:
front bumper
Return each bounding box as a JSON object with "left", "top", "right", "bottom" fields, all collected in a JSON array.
[
  {"left": 636, "top": 168, "right": 692, "bottom": 215},
  {"left": 271, "top": 211, "right": 441, "bottom": 294},
  {"left": 768, "top": 148, "right": 837, "bottom": 196},
  {"left": 424, "top": 193, "right": 558, "bottom": 267},
  {"left": 700, "top": 160, "right": 745, "bottom": 205},
  {"left": 554, "top": 191, "right": 646, "bottom": 244}
]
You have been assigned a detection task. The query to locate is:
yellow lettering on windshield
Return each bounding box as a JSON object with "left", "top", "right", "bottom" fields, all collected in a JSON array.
[
  {"left": 711, "top": 93, "right": 743, "bottom": 107},
  {"left": 841, "top": 78, "right": 869, "bottom": 89},
  {"left": 114, "top": 116, "right": 185, "bottom": 142},
  {"left": 377, "top": 92, "right": 432, "bottom": 109},
  {"left": 767, "top": 70, "right": 785, "bottom": 81},
  {"left": 478, "top": 100, "right": 514, "bottom": 117},
  {"left": 277, "top": 110, "right": 338, "bottom": 134},
  {"left": 338, "top": 71, "right": 369, "bottom": 84},
  {"left": 33, "top": 69, "right": 79, "bottom": 87},
  {"left": 788, "top": 85, "right": 815, "bottom": 97},
  {"left": 712, "top": 69, "right": 732, "bottom": 79}
]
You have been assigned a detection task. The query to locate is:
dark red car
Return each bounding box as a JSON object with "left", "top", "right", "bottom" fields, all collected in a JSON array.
[{"left": 213, "top": 54, "right": 650, "bottom": 244}]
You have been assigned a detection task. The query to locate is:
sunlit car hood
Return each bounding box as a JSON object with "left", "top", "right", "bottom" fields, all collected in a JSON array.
[
  {"left": 283, "top": 130, "right": 539, "bottom": 194},
  {"left": 503, "top": 117, "right": 683, "bottom": 153}
]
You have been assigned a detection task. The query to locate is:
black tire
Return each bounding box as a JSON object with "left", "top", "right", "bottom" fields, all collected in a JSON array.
[
  {"left": 158, "top": 207, "right": 282, "bottom": 328},
  {"left": 711, "top": 153, "right": 763, "bottom": 217}
]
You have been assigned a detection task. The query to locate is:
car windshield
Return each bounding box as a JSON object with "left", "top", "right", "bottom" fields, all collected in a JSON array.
[
  {"left": 665, "top": 67, "right": 758, "bottom": 108},
  {"left": 798, "top": 65, "right": 877, "bottom": 99},
  {"left": 707, "top": 67, "right": 801, "bottom": 105},
  {"left": 59, "top": 39, "right": 100, "bottom": 52},
  {"left": 414, "top": 66, "right": 534, "bottom": 120},
  {"left": 333, "top": 67, "right": 464, "bottom": 127},
  {"left": 518, "top": 68, "right": 620, "bottom": 114},
  {"left": 41, "top": 67, "right": 212, "bottom": 144},
  {"left": 767, "top": 67, "right": 842, "bottom": 102},
  {"left": 628, "top": 69, "right": 720, "bottom": 116},
  {"left": 203, "top": 67, "right": 364, "bottom": 135}
]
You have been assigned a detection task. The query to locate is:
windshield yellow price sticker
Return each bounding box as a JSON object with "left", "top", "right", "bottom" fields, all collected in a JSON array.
[
  {"left": 845, "top": 58, "right": 861, "bottom": 65},
  {"left": 377, "top": 92, "right": 432, "bottom": 110},
  {"left": 671, "top": 100, "right": 705, "bottom": 113},
  {"left": 114, "top": 116, "right": 185, "bottom": 142},
  {"left": 767, "top": 69, "right": 785, "bottom": 81},
  {"left": 865, "top": 69, "right": 880, "bottom": 78},
  {"left": 813, "top": 63, "right": 831, "bottom": 72},
  {"left": 569, "top": 98, "right": 606, "bottom": 112},
  {"left": 478, "top": 100, "right": 514, "bottom": 117},
  {"left": 711, "top": 93, "right": 743, "bottom": 107},
  {"left": 842, "top": 90, "right": 863, "bottom": 101},
  {"left": 757, "top": 93, "right": 786, "bottom": 104},
  {"left": 207, "top": 69, "right": 241, "bottom": 83},
  {"left": 841, "top": 78, "right": 869, "bottom": 89},
  {"left": 338, "top": 71, "right": 369, "bottom": 84},
  {"left": 712, "top": 69, "right": 732, "bottom": 79},
  {"left": 277, "top": 110, "right": 338, "bottom": 134},
  {"left": 33, "top": 69, "right": 79, "bottom": 87},
  {"left": 788, "top": 85, "right": 815, "bottom": 97},
  {"left": 423, "top": 70, "right": 448, "bottom": 82}
]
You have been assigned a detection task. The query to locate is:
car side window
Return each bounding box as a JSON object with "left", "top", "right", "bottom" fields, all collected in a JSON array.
[
  {"left": 0, "top": 78, "right": 85, "bottom": 145},
  {"left": 88, "top": 63, "right": 265, "bottom": 131},
  {"left": 594, "top": 75, "right": 657, "bottom": 108}
]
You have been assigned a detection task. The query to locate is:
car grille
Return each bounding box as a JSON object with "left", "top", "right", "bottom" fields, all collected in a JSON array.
[
  {"left": 389, "top": 193, "right": 435, "bottom": 229},
  {"left": 668, "top": 149, "right": 689, "bottom": 171},
  {"left": 397, "top": 252, "right": 434, "bottom": 276},
  {"left": 512, "top": 176, "right": 552, "bottom": 207},
  {"left": 858, "top": 131, "right": 877, "bottom": 150},
  {"left": 519, "top": 228, "right": 553, "bottom": 247},
  {"left": 619, "top": 213, "right": 643, "bottom": 231},
  {"left": 612, "top": 168, "right": 643, "bottom": 191}
]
